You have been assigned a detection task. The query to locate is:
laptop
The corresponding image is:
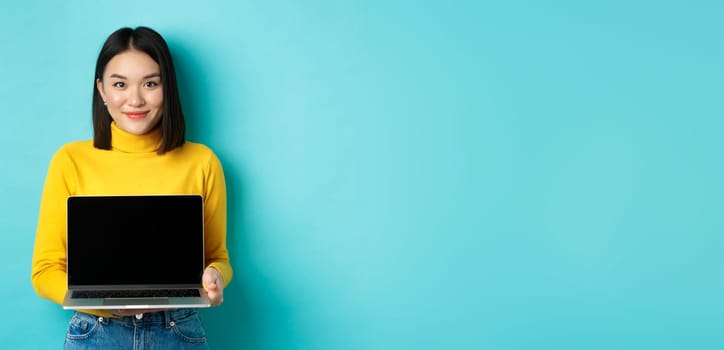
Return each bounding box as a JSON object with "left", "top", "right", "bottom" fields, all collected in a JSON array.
[{"left": 62, "top": 194, "right": 211, "bottom": 310}]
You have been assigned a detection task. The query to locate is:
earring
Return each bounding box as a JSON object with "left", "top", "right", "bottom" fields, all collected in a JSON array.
[{"left": 103, "top": 101, "right": 107, "bottom": 106}]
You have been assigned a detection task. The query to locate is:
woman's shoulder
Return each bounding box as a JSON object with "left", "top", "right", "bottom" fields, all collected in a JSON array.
[
  {"left": 52, "top": 139, "right": 95, "bottom": 157},
  {"left": 178, "top": 141, "right": 219, "bottom": 158},
  {"left": 175, "top": 141, "right": 224, "bottom": 166},
  {"left": 181, "top": 140, "right": 213, "bottom": 151},
  {"left": 60, "top": 139, "right": 94, "bottom": 150},
  {"left": 42, "top": 140, "right": 95, "bottom": 170}
]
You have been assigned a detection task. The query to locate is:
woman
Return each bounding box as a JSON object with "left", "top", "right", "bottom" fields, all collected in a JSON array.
[{"left": 31, "top": 26, "right": 232, "bottom": 349}]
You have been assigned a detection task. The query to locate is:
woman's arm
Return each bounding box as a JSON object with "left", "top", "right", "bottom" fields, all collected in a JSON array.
[
  {"left": 202, "top": 151, "right": 233, "bottom": 289},
  {"left": 31, "top": 148, "right": 75, "bottom": 304}
]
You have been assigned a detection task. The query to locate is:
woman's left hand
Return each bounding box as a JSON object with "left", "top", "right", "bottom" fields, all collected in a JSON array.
[{"left": 203, "top": 267, "right": 224, "bottom": 306}]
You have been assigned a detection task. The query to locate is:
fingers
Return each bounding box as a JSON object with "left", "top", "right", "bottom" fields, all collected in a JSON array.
[
  {"left": 205, "top": 283, "right": 223, "bottom": 306},
  {"left": 206, "top": 282, "right": 218, "bottom": 291},
  {"left": 206, "top": 286, "right": 223, "bottom": 306},
  {"left": 202, "top": 268, "right": 221, "bottom": 288},
  {"left": 202, "top": 274, "right": 216, "bottom": 287},
  {"left": 203, "top": 267, "right": 224, "bottom": 306}
]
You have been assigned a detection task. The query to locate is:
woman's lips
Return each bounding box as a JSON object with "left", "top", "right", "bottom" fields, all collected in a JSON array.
[{"left": 125, "top": 112, "right": 148, "bottom": 120}]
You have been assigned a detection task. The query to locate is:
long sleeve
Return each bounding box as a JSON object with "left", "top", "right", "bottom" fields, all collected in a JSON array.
[
  {"left": 30, "top": 131, "right": 234, "bottom": 311},
  {"left": 31, "top": 147, "right": 76, "bottom": 304},
  {"left": 202, "top": 151, "right": 233, "bottom": 287}
]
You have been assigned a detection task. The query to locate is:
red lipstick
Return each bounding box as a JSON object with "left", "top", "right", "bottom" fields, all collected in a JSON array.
[{"left": 125, "top": 112, "right": 148, "bottom": 120}]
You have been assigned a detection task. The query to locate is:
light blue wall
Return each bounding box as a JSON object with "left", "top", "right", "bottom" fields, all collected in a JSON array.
[{"left": 2, "top": 0, "right": 724, "bottom": 349}]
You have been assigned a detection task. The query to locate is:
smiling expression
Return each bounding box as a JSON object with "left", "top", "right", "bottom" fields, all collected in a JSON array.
[{"left": 97, "top": 50, "right": 164, "bottom": 135}]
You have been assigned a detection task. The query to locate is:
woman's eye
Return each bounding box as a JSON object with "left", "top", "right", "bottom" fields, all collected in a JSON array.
[
  {"left": 144, "top": 81, "right": 160, "bottom": 88},
  {"left": 112, "top": 82, "right": 126, "bottom": 88}
]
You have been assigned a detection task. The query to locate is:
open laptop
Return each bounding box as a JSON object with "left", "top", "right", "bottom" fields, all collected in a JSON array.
[{"left": 62, "top": 194, "right": 211, "bottom": 310}]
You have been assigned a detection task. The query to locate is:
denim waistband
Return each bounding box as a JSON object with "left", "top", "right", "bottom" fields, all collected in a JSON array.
[{"left": 98, "top": 309, "right": 198, "bottom": 328}]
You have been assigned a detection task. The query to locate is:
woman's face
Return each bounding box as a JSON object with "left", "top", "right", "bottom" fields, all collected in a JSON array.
[{"left": 96, "top": 50, "right": 164, "bottom": 135}]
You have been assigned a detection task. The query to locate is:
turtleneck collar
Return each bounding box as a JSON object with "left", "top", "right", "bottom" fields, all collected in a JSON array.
[{"left": 110, "top": 122, "right": 162, "bottom": 153}]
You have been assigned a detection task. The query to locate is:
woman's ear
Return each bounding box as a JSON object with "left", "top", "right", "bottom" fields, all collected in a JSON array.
[{"left": 96, "top": 79, "right": 106, "bottom": 102}]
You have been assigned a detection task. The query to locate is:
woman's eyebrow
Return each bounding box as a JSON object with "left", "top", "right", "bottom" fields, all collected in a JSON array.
[{"left": 108, "top": 73, "right": 161, "bottom": 79}]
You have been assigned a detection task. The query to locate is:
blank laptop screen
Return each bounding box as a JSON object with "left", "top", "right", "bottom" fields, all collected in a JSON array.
[{"left": 67, "top": 195, "right": 204, "bottom": 286}]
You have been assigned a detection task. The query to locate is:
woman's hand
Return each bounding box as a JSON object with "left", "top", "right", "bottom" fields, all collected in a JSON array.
[{"left": 203, "top": 267, "right": 224, "bottom": 306}]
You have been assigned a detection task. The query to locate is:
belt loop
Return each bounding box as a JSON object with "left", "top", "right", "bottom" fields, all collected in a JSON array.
[{"left": 164, "top": 310, "right": 172, "bottom": 328}]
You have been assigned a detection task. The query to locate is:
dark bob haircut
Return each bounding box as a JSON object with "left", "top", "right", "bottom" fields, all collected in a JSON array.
[{"left": 92, "top": 26, "right": 185, "bottom": 154}]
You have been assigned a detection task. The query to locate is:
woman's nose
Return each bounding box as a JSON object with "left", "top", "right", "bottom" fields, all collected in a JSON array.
[{"left": 127, "top": 87, "right": 145, "bottom": 107}]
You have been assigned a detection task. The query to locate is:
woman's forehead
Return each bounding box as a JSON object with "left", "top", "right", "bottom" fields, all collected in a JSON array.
[{"left": 104, "top": 50, "right": 160, "bottom": 78}]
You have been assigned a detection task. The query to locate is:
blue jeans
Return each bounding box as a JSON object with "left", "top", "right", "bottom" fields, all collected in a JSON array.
[{"left": 64, "top": 309, "right": 209, "bottom": 350}]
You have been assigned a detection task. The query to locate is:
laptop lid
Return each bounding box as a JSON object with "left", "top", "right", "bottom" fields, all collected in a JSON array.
[{"left": 63, "top": 195, "right": 210, "bottom": 309}]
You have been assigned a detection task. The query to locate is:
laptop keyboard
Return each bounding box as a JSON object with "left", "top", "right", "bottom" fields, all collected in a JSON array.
[{"left": 73, "top": 289, "right": 200, "bottom": 299}]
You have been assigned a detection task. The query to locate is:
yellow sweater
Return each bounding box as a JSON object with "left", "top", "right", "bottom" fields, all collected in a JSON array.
[{"left": 31, "top": 122, "right": 233, "bottom": 317}]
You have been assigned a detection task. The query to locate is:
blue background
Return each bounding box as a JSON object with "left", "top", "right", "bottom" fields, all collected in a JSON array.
[{"left": 2, "top": 0, "right": 723, "bottom": 349}]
